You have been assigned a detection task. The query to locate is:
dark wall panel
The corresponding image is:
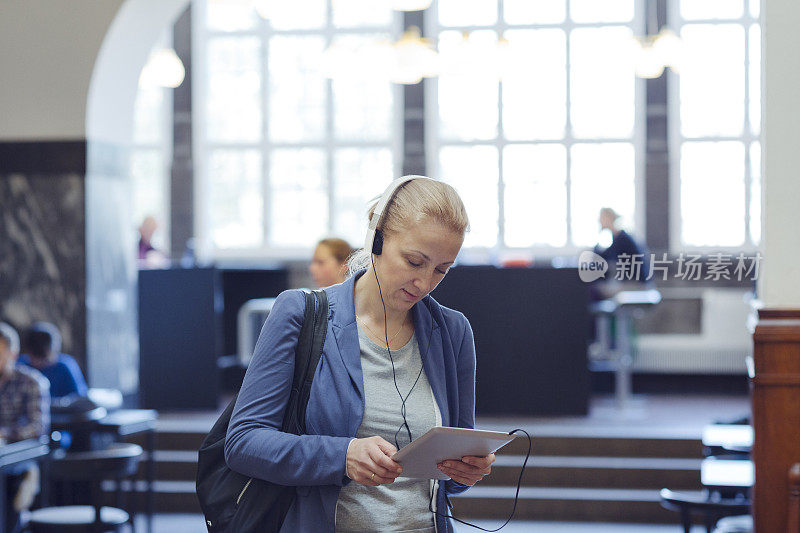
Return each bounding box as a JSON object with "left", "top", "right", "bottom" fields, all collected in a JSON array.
[{"left": 432, "top": 266, "right": 592, "bottom": 416}]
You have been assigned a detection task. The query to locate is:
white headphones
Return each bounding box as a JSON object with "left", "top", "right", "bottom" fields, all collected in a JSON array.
[{"left": 364, "top": 175, "right": 436, "bottom": 256}]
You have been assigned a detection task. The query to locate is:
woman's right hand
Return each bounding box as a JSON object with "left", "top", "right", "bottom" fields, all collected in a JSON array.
[{"left": 345, "top": 436, "right": 403, "bottom": 486}]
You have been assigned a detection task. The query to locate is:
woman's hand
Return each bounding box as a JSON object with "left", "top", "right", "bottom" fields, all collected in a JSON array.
[
  {"left": 437, "top": 453, "right": 495, "bottom": 486},
  {"left": 346, "top": 436, "right": 403, "bottom": 486}
]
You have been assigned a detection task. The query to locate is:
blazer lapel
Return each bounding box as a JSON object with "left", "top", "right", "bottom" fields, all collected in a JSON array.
[
  {"left": 327, "top": 274, "right": 364, "bottom": 404},
  {"left": 414, "top": 297, "right": 447, "bottom": 427}
]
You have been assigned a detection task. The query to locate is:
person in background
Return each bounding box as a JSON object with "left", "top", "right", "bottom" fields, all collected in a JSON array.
[
  {"left": 138, "top": 215, "right": 169, "bottom": 268},
  {"left": 0, "top": 322, "right": 49, "bottom": 533},
  {"left": 592, "top": 207, "right": 650, "bottom": 295},
  {"left": 309, "top": 238, "right": 353, "bottom": 288},
  {"left": 19, "top": 322, "right": 87, "bottom": 399},
  {"left": 138, "top": 215, "right": 159, "bottom": 260},
  {"left": 594, "top": 207, "right": 647, "bottom": 267}
]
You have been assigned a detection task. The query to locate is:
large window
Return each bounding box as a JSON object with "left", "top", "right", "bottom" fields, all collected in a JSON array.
[
  {"left": 132, "top": 37, "right": 173, "bottom": 255},
  {"left": 427, "top": 0, "right": 643, "bottom": 252},
  {"left": 195, "top": 0, "right": 402, "bottom": 258},
  {"left": 670, "top": 0, "right": 760, "bottom": 250}
]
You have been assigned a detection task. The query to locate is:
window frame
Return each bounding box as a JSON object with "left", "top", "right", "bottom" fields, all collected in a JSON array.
[
  {"left": 667, "top": 0, "right": 761, "bottom": 254},
  {"left": 192, "top": 0, "right": 404, "bottom": 261},
  {"left": 424, "top": 0, "right": 647, "bottom": 259}
]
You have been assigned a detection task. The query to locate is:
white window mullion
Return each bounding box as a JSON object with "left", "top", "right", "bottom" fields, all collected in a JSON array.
[
  {"left": 564, "top": 0, "right": 574, "bottom": 247},
  {"left": 261, "top": 15, "right": 271, "bottom": 247}
]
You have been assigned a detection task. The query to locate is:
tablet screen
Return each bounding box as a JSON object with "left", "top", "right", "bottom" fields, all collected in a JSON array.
[{"left": 392, "top": 426, "right": 517, "bottom": 479}]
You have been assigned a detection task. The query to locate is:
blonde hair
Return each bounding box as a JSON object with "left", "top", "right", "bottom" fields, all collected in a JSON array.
[
  {"left": 348, "top": 179, "right": 469, "bottom": 276},
  {"left": 600, "top": 207, "right": 620, "bottom": 221},
  {"left": 316, "top": 238, "right": 354, "bottom": 264}
]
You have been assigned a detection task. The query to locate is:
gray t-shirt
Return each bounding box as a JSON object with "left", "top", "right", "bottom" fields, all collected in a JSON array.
[{"left": 335, "top": 325, "right": 440, "bottom": 533}]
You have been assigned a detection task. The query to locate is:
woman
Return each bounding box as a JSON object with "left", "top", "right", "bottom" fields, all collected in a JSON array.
[
  {"left": 225, "top": 176, "right": 493, "bottom": 532},
  {"left": 309, "top": 238, "right": 353, "bottom": 288}
]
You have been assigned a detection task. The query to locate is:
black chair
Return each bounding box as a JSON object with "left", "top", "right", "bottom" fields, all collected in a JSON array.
[
  {"left": 660, "top": 488, "right": 751, "bottom": 533},
  {"left": 23, "top": 442, "right": 143, "bottom": 532}
]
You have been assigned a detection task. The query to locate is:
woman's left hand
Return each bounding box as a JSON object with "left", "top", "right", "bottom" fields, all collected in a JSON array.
[{"left": 437, "top": 453, "right": 495, "bottom": 486}]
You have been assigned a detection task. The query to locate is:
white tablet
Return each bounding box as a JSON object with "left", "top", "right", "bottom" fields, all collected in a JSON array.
[{"left": 392, "top": 426, "right": 517, "bottom": 480}]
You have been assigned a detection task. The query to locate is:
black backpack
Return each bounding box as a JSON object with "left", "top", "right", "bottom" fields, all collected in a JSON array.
[{"left": 196, "top": 289, "right": 329, "bottom": 532}]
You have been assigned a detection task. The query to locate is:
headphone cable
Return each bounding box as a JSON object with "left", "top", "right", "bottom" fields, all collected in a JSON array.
[{"left": 428, "top": 429, "right": 532, "bottom": 532}]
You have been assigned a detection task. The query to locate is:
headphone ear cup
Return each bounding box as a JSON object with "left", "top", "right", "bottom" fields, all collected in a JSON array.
[{"left": 372, "top": 229, "right": 384, "bottom": 255}]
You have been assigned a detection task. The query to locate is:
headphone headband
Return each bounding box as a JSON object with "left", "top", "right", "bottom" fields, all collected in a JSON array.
[{"left": 364, "top": 175, "right": 435, "bottom": 255}]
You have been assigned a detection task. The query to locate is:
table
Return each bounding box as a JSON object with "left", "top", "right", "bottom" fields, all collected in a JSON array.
[
  {"left": 50, "top": 409, "right": 157, "bottom": 533},
  {"left": 701, "top": 457, "right": 754, "bottom": 500},
  {"left": 0, "top": 437, "right": 50, "bottom": 531},
  {"left": 702, "top": 424, "right": 753, "bottom": 454}
]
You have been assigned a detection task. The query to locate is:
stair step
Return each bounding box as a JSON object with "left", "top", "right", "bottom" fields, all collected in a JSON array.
[
  {"left": 127, "top": 430, "right": 703, "bottom": 460},
  {"left": 127, "top": 430, "right": 206, "bottom": 452},
  {"left": 136, "top": 452, "right": 701, "bottom": 491},
  {"left": 450, "top": 486, "right": 691, "bottom": 523},
  {"left": 136, "top": 450, "right": 198, "bottom": 481},
  {"left": 500, "top": 435, "right": 702, "bottom": 458},
  {"left": 484, "top": 455, "right": 701, "bottom": 490},
  {"left": 101, "top": 480, "right": 201, "bottom": 514},
  {"left": 102, "top": 481, "right": 690, "bottom": 522}
]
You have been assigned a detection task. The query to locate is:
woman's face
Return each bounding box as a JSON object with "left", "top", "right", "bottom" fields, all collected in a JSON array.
[
  {"left": 373, "top": 217, "right": 463, "bottom": 313},
  {"left": 310, "top": 244, "right": 346, "bottom": 287}
]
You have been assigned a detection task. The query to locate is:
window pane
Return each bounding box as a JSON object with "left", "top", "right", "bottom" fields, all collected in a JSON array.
[
  {"left": 333, "top": 0, "right": 393, "bottom": 28},
  {"left": 680, "top": 141, "right": 745, "bottom": 246},
  {"left": 438, "top": 31, "right": 499, "bottom": 140},
  {"left": 439, "top": 145, "right": 499, "bottom": 247},
  {"left": 570, "top": 26, "right": 635, "bottom": 139},
  {"left": 332, "top": 34, "right": 393, "bottom": 141},
  {"left": 208, "top": 150, "right": 263, "bottom": 248},
  {"left": 133, "top": 85, "right": 166, "bottom": 145},
  {"left": 503, "top": 144, "right": 567, "bottom": 247},
  {"left": 333, "top": 148, "right": 394, "bottom": 245},
  {"left": 502, "top": 29, "right": 566, "bottom": 140},
  {"left": 438, "top": 0, "right": 497, "bottom": 26},
  {"left": 131, "top": 149, "right": 169, "bottom": 251},
  {"left": 570, "top": 0, "right": 634, "bottom": 23},
  {"left": 570, "top": 143, "right": 635, "bottom": 247},
  {"left": 749, "top": 141, "right": 760, "bottom": 244},
  {"left": 749, "top": 0, "right": 759, "bottom": 18},
  {"left": 267, "top": 0, "right": 326, "bottom": 30},
  {"left": 680, "top": 24, "right": 744, "bottom": 137},
  {"left": 504, "top": 0, "right": 565, "bottom": 25},
  {"left": 269, "top": 149, "right": 327, "bottom": 247},
  {"left": 206, "top": 37, "right": 262, "bottom": 142},
  {"left": 269, "top": 36, "right": 326, "bottom": 142},
  {"left": 206, "top": 0, "right": 258, "bottom": 32},
  {"left": 680, "top": 0, "right": 744, "bottom": 20},
  {"left": 749, "top": 24, "right": 760, "bottom": 135}
]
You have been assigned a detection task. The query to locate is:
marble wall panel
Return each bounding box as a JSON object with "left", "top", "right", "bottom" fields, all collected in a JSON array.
[{"left": 0, "top": 143, "right": 87, "bottom": 370}]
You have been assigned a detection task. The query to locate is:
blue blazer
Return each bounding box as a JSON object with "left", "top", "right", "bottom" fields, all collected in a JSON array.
[{"left": 225, "top": 270, "right": 476, "bottom": 532}]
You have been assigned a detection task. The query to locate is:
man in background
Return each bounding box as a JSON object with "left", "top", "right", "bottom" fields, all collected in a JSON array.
[
  {"left": 19, "top": 322, "right": 87, "bottom": 399},
  {"left": 0, "top": 322, "right": 49, "bottom": 533}
]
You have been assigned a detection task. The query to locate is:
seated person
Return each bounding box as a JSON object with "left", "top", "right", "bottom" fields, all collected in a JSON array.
[
  {"left": 0, "top": 322, "right": 49, "bottom": 533},
  {"left": 591, "top": 207, "right": 651, "bottom": 301},
  {"left": 19, "top": 322, "right": 87, "bottom": 399},
  {"left": 309, "top": 237, "right": 353, "bottom": 288},
  {"left": 593, "top": 207, "right": 648, "bottom": 273}
]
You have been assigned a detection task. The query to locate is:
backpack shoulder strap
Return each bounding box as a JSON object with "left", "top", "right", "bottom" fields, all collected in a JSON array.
[
  {"left": 296, "top": 290, "right": 328, "bottom": 435},
  {"left": 284, "top": 289, "right": 329, "bottom": 435}
]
